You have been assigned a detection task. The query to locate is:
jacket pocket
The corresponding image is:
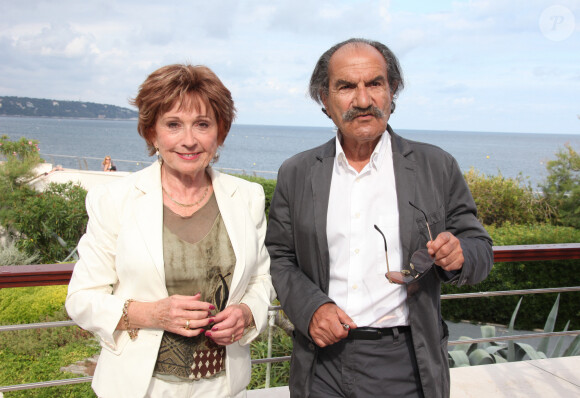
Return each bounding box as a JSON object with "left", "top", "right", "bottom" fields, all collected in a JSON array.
[{"left": 415, "top": 204, "right": 445, "bottom": 241}]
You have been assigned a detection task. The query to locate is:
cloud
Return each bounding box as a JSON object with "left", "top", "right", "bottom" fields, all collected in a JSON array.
[
  {"left": 0, "top": 0, "right": 578, "bottom": 133},
  {"left": 453, "top": 97, "right": 475, "bottom": 106}
]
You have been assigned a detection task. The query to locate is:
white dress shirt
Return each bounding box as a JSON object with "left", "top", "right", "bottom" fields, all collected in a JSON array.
[{"left": 327, "top": 131, "right": 409, "bottom": 327}]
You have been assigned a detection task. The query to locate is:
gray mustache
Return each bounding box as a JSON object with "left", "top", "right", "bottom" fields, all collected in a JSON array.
[{"left": 342, "top": 106, "right": 385, "bottom": 121}]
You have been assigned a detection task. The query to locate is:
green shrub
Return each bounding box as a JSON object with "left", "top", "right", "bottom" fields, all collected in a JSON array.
[
  {"left": 0, "top": 136, "right": 88, "bottom": 264},
  {"left": 541, "top": 143, "right": 580, "bottom": 228},
  {"left": 442, "top": 223, "right": 580, "bottom": 330},
  {"left": 0, "top": 135, "right": 43, "bottom": 190},
  {"left": 449, "top": 295, "right": 580, "bottom": 368},
  {"left": 0, "top": 239, "right": 39, "bottom": 266},
  {"left": 236, "top": 174, "right": 277, "bottom": 218},
  {"left": 0, "top": 337, "right": 98, "bottom": 398},
  {"left": 463, "top": 168, "right": 555, "bottom": 226},
  {"left": 1, "top": 182, "right": 87, "bottom": 263},
  {"left": 0, "top": 286, "right": 68, "bottom": 325},
  {"left": 0, "top": 291, "right": 99, "bottom": 398},
  {"left": 248, "top": 328, "right": 292, "bottom": 389}
]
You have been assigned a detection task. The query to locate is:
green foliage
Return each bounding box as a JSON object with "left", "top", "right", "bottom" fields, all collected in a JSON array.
[
  {"left": 0, "top": 182, "right": 87, "bottom": 263},
  {"left": 248, "top": 328, "right": 292, "bottom": 389},
  {"left": 448, "top": 295, "right": 580, "bottom": 368},
  {"left": 463, "top": 168, "right": 555, "bottom": 226},
  {"left": 0, "top": 286, "right": 68, "bottom": 325},
  {"left": 442, "top": 223, "right": 580, "bottom": 330},
  {"left": 0, "top": 337, "right": 98, "bottom": 398},
  {"left": 236, "top": 174, "right": 277, "bottom": 218},
  {"left": 541, "top": 144, "right": 580, "bottom": 228},
  {"left": 0, "top": 293, "right": 99, "bottom": 398},
  {"left": 486, "top": 222, "right": 580, "bottom": 245},
  {"left": 0, "top": 136, "right": 88, "bottom": 263},
  {"left": 0, "top": 239, "right": 39, "bottom": 266},
  {"left": 0, "top": 135, "right": 43, "bottom": 190}
]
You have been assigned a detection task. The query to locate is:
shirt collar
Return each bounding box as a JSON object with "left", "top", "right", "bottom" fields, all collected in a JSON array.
[{"left": 334, "top": 129, "right": 391, "bottom": 172}]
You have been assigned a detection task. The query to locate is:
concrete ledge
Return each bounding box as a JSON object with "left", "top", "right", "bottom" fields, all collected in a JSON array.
[
  {"left": 450, "top": 356, "right": 580, "bottom": 397},
  {"left": 248, "top": 386, "right": 289, "bottom": 397},
  {"left": 29, "top": 163, "right": 130, "bottom": 191},
  {"left": 247, "top": 357, "right": 580, "bottom": 398}
]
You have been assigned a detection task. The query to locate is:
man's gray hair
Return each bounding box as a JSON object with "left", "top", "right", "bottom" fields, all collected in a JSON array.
[{"left": 309, "top": 38, "right": 404, "bottom": 114}]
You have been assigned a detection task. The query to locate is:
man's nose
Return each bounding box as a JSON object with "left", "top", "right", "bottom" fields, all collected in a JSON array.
[{"left": 353, "top": 86, "right": 371, "bottom": 109}]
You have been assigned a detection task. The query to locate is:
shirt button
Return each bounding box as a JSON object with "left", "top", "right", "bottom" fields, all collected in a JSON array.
[
  {"left": 354, "top": 248, "right": 360, "bottom": 254},
  {"left": 352, "top": 284, "right": 358, "bottom": 290},
  {"left": 354, "top": 212, "right": 360, "bottom": 219}
]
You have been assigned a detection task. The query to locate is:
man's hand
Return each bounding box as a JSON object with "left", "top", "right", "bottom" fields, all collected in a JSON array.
[
  {"left": 427, "top": 231, "right": 464, "bottom": 272},
  {"left": 309, "top": 303, "right": 356, "bottom": 347}
]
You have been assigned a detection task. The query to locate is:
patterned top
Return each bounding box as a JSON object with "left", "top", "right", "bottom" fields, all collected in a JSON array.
[{"left": 154, "top": 193, "right": 236, "bottom": 381}]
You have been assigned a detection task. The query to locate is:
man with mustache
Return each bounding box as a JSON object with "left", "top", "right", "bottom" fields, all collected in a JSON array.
[{"left": 266, "top": 38, "right": 493, "bottom": 397}]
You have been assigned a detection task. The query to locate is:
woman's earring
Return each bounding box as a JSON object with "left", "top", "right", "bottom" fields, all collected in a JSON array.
[
  {"left": 156, "top": 147, "right": 163, "bottom": 165},
  {"left": 211, "top": 152, "right": 219, "bottom": 165}
]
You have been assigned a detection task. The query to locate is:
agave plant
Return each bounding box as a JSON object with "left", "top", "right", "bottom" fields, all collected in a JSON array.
[{"left": 448, "top": 294, "right": 580, "bottom": 368}]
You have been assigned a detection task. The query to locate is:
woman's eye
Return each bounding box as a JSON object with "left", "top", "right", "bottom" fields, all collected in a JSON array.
[
  {"left": 167, "top": 122, "right": 180, "bottom": 129},
  {"left": 196, "top": 120, "right": 211, "bottom": 129}
]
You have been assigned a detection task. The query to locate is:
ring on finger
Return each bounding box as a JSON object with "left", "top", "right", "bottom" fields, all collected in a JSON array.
[
  {"left": 185, "top": 320, "right": 190, "bottom": 330},
  {"left": 231, "top": 333, "right": 235, "bottom": 343}
]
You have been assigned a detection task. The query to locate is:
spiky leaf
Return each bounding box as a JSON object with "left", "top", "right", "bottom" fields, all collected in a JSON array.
[
  {"left": 563, "top": 334, "right": 580, "bottom": 357},
  {"left": 468, "top": 348, "right": 495, "bottom": 365},
  {"left": 537, "top": 294, "right": 560, "bottom": 354},
  {"left": 448, "top": 350, "right": 470, "bottom": 368},
  {"left": 508, "top": 297, "right": 524, "bottom": 362}
]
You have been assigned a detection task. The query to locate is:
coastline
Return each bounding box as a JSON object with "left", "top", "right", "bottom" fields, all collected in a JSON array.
[{"left": 0, "top": 115, "right": 138, "bottom": 122}]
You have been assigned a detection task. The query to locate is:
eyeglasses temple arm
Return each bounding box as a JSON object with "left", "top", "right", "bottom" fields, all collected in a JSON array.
[
  {"left": 374, "top": 224, "right": 391, "bottom": 273},
  {"left": 408, "top": 201, "right": 433, "bottom": 241}
]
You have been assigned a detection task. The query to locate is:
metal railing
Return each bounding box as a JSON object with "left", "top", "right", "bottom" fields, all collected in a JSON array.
[
  {"left": 1, "top": 243, "right": 579, "bottom": 393},
  {"left": 38, "top": 153, "right": 278, "bottom": 178}
]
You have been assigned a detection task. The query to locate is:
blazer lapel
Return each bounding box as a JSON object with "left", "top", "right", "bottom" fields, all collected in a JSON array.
[
  {"left": 311, "top": 139, "right": 336, "bottom": 291},
  {"left": 390, "top": 128, "right": 417, "bottom": 267},
  {"left": 133, "top": 162, "right": 166, "bottom": 284},
  {"left": 208, "top": 168, "right": 246, "bottom": 297}
]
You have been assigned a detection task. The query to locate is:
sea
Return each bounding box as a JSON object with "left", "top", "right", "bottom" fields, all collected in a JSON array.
[{"left": 1, "top": 116, "right": 579, "bottom": 187}]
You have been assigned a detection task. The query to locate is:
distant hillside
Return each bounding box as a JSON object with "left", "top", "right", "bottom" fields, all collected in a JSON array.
[{"left": 0, "top": 96, "right": 138, "bottom": 120}]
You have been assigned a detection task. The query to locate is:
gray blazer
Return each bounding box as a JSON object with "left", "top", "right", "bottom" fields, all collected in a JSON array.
[{"left": 265, "top": 126, "right": 493, "bottom": 398}]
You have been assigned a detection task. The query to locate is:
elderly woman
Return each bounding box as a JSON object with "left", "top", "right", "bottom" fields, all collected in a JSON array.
[{"left": 66, "top": 64, "right": 275, "bottom": 398}]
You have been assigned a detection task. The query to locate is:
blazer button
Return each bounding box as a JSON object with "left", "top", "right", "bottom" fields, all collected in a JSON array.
[{"left": 308, "top": 343, "right": 315, "bottom": 351}]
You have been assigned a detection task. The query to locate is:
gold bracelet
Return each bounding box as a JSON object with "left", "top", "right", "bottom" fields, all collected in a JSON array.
[{"left": 122, "top": 299, "right": 139, "bottom": 340}]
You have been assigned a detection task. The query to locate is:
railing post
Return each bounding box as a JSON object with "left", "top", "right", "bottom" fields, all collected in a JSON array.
[{"left": 265, "top": 308, "right": 276, "bottom": 388}]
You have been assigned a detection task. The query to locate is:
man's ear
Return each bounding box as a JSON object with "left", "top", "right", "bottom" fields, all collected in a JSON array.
[{"left": 320, "top": 93, "right": 332, "bottom": 119}]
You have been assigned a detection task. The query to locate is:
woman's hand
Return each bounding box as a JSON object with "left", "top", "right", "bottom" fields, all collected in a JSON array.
[
  {"left": 151, "top": 293, "right": 214, "bottom": 337},
  {"left": 204, "top": 303, "right": 253, "bottom": 345}
]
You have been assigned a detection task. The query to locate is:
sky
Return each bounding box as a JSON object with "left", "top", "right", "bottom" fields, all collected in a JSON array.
[{"left": 0, "top": 0, "right": 579, "bottom": 135}]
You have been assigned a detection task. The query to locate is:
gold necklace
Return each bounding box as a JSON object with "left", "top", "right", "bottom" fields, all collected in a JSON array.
[{"left": 162, "top": 185, "right": 209, "bottom": 208}]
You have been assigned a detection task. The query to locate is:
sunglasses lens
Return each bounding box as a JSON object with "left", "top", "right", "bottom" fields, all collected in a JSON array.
[
  {"left": 410, "top": 249, "right": 434, "bottom": 273},
  {"left": 385, "top": 271, "right": 416, "bottom": 284}
]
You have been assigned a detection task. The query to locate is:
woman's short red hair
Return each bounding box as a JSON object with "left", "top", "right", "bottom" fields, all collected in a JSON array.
[{"left": 130, "top": 64, "right": 236, "bottom": 155}]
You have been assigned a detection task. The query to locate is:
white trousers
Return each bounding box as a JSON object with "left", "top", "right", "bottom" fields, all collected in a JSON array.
[{"left": 144, "top": 375, "right": 247, "bottom": 398}]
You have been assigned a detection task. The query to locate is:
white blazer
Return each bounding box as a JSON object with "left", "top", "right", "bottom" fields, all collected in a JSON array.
[{"left": 66, "top": 162, "right": 275, "bottom": 398}]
